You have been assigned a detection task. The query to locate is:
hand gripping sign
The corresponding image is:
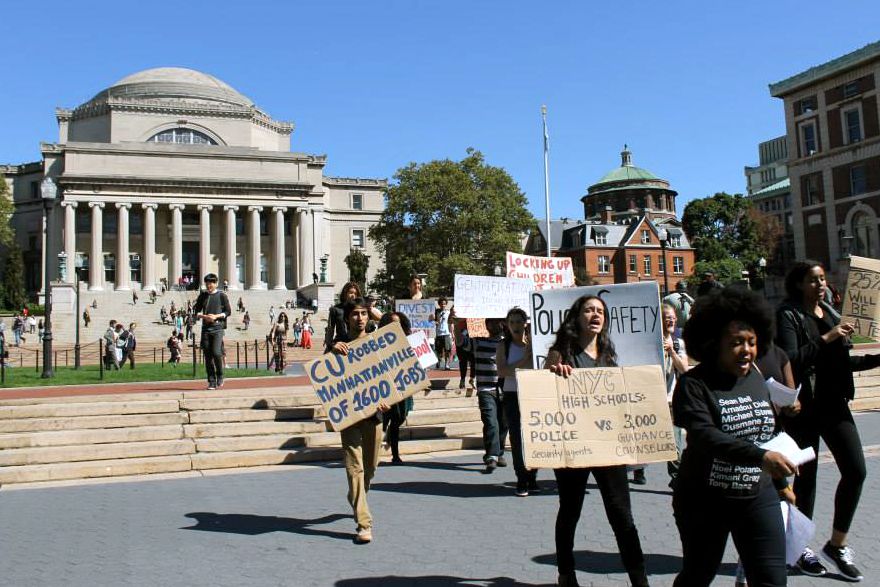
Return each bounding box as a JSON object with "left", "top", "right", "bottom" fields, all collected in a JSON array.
[
  {"left": 307, "top": 322, "right": 430, "bottom": 431},
  {"left": 842, "top": 255, "right": 880, "bottom": 341},
  {"left": 516, "top": 365, "right": 676, "bottom": 469}
]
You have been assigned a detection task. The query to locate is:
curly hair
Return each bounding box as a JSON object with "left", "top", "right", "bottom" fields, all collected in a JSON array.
[
  {"left": 338, "top": 281, "right": 362, "bottom": 301},
  {"left": 549, "top": 295, "right": 617, "bottom": 365},
  {"left": 784, "top": 260, "right": 824, "bottom": 302},
  {"left": 378, "top": 311, "right": 412, "bottom": 336},
  {"left": 682, "top": 285, "right": 774, "bottom": 363}
]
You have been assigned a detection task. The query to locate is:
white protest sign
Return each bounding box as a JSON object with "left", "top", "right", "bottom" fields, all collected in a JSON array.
[
  {"left": 395, "top": 298, "right": 437, "bottom": 342},
  {"left": 516, "top": 365, "right": 676, "bottom": 469},
  {"left": 530, "top": 282, "right": 663, "bottom": 368},
  {"left": 407, "top": 331, "right": 438, "bottom": 369},
  {"left": 307, "top": 322, "right": 429, "bottom": 431},
  {"left": 506, "top": 251, "right": 575, "bottom": 290},
  {"left": 453, "top": 274, "right": 533, "bottom": 318},
  {"left": 842, "top": 255, "right": 880, "bottom": 341}
]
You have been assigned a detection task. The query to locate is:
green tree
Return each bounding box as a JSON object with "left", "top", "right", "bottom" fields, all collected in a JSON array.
[
  {"left": 369, "top": 149, "right": 536, "bottom": 297},
  {"left": 1, "top": 242, "right": 26, "bottom": 311},
  {"left": 0, "top": 175, "right": 15, "bottom": 248},
  {"left": 344, "top": 247, "right": 370, "bottom": 291},
  {"left": 682, "top": 192, "right": 769, "bottom": 283}
]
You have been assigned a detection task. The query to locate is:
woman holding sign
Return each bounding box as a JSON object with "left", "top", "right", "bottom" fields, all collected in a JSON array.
[
  {"left": 776, "top": 261, "right": 880, "bottom": 581},
  {"left": 378, "top": 311, "right": 415, "bottom": 463},
  {"left": 545, "top": 295, "right": 650, "bottom": 587},
  {"left": 672, "top": 287, "right": 795, "bottom": 587}
]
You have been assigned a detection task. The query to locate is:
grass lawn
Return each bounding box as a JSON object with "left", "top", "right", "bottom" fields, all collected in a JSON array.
[{"left": 0, "top": 363, "right": 275, "bottom": 388}]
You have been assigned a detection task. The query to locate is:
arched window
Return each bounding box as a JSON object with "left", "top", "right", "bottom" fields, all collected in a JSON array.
[
  {"left": 852, "top": 211, "right": 876, "bottom": 257},
  {"left": 147, "top": 128, "right": 216, "bottom": 145}
]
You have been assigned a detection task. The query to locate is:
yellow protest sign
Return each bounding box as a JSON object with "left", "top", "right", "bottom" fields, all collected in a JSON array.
[
  {"left": 516, "top": 366, "right": 676, "bottom": 468},
  {"left": 842, "top": 255, "right": 880, "bottom": 341},
  {"left": 307, "top": 322, "right": 429, "bottom": 431}
]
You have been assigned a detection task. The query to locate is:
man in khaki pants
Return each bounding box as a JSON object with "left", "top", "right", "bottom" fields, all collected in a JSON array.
[{"left": 329, "top": 297, "right": 390, "bottom": 543}]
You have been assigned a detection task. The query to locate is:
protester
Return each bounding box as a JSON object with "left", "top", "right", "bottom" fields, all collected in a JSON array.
[
  {"left": 657, "top": 302, "right": 690, "bottom": 487},
  {"left": 324, "top": 282, "right": 379, "bottom": 351},
  {"left": 776, "top": 261, "right": 880, "bottom": 581},
  {"left": 408, "top": 274, "right": 424, "bottom": 300},
  {"left": 662, "top": 281, "right": 694, "bottom": 336},
  {"left": 672, "top": 287, "right": 795, "bottom": 587},
  {"left": 193, "top": 273, "right": 232, "bottom": 390},
  {"left": 104, "top": 320, "right": 120, "bottom": 370},
  {"left": 496, "top": 307, "right": 537, "bottom": 496},
  {"left": 269, "top": 312, "right": 289, "bottom": 373},
  {"left": 432, "top": 297, "right": 453, "bottom": 370},
  {"left": 474, "top": 318, "right": 507, "bottom": 473},
  {"left": 453, "top": 316, "right": 475, "bottom": 389},
  {"left": 378, "top": 311, "right": 414, "bottom": 463},
  {"left": 328, "top": 297, "right": 391, "bottom": 543},
  {"left": 697, "top": 271, "right": 724, "bottom": 297}
]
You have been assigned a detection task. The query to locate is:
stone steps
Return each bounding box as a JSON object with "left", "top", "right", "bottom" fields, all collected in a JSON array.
[
  {"left": 0, "top": 439, "right": 195, "bottom": 467},
  {"left": 0, "top": 424, "right": 184, "bottom": 450}
]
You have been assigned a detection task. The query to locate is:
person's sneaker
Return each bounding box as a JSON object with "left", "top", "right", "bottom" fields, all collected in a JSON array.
[
  {"left": 631, "top": 469, "right": 647, "bottom": 485},
  {"left": 458, "top": 378, "right": 466, "bottom": 389},
  {"left": 528, "top": 479, "right": 541, "bottom": 493},
  {"left": 796, "top": 547, "right": 827, "bottom": 577},
  {"left": 206, "top": 383, "right": 216, "bottom": 390},
  {"left": 354, "top": 526, "right": 372, "bottom": 544},
  {"left": 515, "top": 482, "right": 529, "bottom": 497},
  {"left": 821, "top": 542, "right": 863, "bottom": 582},
  {"left": 484, "top": 457, "right": 497, "bottom": 473},
  {"left": 496, "top": 456, "right": 508, "bottom": 467}
]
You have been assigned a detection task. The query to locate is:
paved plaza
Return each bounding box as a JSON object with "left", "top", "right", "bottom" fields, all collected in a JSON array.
[{"left": 1, "top": 411, "right": 879, "bottom": 587}]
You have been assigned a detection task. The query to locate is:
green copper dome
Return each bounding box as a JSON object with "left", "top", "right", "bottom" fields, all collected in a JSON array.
[{"left": 587, "top": 146, "right": 670, "bottom": 194}]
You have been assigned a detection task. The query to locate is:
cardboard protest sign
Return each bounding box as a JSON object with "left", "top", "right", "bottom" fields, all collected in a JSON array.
[
  {"left": 307, "top": 322, "right": 429, "bottom": 431},
  {"left": 516, "top": 366, "right": 676, "bottom": 469},
  {"left": 396, "top": 298, "right": 437, "bottom": 342},
  {"left": 407, "top": 331, "right": 438, "bottom": 369},
  {"left": 842, "top": 255, "right": 880, "bottom": 341},
  {"left": 453, "top": 274, "right": 533, "bottom": 318},
  {"left": 530, "top": 282, "right": 663, "bottom": 368},
  {"left": 465, "top": 318, "right": 489, "bottom": 339},
  {"left": 506, "top": 251, "right": 575, "bottom": 290}
]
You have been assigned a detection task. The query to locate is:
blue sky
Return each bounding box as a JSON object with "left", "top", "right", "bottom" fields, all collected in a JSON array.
[{"left": 1, "top": 1, "right": 878, "bottom": 221}]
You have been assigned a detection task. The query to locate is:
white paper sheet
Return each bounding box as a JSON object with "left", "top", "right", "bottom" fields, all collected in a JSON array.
[
  {"left": 765, "top": 377, "right": 800, "bottom": 407},
  {"left": 782, "top": 502, "right": 817, "bottom": 566},
  {"left": 760, "top": 432, "right": 816, "bottom": 467},
  {"left": 407, "top": 331, "right": 438, "bottom": 369}
]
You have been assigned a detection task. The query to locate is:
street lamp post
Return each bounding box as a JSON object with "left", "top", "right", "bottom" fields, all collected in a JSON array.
[
  {"left": 40, "top": 177, "right": 58, "bottom": 379},
  {"left": 319, "top": 254, "right": 329, "bottom": 283},
  {"left": 74, "top": 254, "right": 83, "bottom": 369},
  {"left": 658, "top": 228, "right": 670, "bottom": 297},
  {"left": 758, "top": 257, "right": 767, "bottom": 291}
]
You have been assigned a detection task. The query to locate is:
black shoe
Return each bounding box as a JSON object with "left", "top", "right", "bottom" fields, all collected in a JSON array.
[
  {"left": 821, "top": 542, "right": 863, "bottom": 582},
  {"left": 391, "top": 456, "right": 403, "bottom": 464},
  {"left": 496, "top": 456, "right": 508, "bottom": 467},
  {"left": 484, "top": 458, "right": 497, "bottom": 474},
  {"left": 527, "top": 479, "right": 541, "bottom": 493},
  {"left": 515, "top": 482, "right": 528, "bottom": 497},
  {"left": 795, "top": 548, "right": 827, "bottom": 577},
  {"left": 631, "top": 469, "right": 647, "bottom": 485},
  {"left": 557, "top": 572, "right": 580, "bottom": 587}
]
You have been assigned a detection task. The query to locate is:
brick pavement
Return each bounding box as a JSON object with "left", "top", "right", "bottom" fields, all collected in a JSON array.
[{"left": 2, "top": 410, "right": 879, "bottom": 587}]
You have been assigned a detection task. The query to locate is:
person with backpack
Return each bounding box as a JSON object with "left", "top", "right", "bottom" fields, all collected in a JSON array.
[
  {"left": 474, "top": 318, "right": 507, "bottom": 473},
  {"left": 663, "top": 281, "right": 694, "bottom": 336},
  {"left": 496, "top": 307, "right": 537, "bottom": 496}
]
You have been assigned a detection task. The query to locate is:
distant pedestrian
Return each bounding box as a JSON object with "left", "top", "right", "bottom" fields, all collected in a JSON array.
[
  {"left": 242, "top": 311, "right": 251, "bottom": 331},
  {"left": 124, "top": 323, "right": 137, "bottom": 369},
  {"left": 432, "top": 297, "right": 453, "bottom": 370},
  {"left": 696, "top": 271, "right": 723, "bottom": 298},
  {"left": 104, "top": 320, "right": 120, "bottom": 370},
  {"left": 12, "top": 315, "right": 23, "bottom": 347},
  {"left": 37, "top": 319, "right": 44, "bottom": 342},
  {"left": 82, "top": 308, "right": 91, "bottom": 328},
  {"left": 27, "top": 315, "right": 36, "bottom": 334},
  {"left": 132, "top": 291, "right": 139, "bottom": 305},
  {"left": 237, "top": 297, "right": 245, "bottom": 313},
  {"left": 268, "top": 305, "right": 276, "bottom": 324},
  {"left": 167, "top": 330, "right": 181, "bottom": 365},
  {"left": 300, "top": 318, "right": 312, "bottom": 349}
]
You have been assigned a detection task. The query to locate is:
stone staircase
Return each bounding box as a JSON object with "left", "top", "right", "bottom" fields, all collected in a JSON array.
[{"left": 0, "top": 381, "right": 483, "bottom": 485}]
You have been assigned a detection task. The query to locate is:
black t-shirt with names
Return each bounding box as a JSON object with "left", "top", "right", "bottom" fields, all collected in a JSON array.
[{"left": 672, "top": 363, "right": 777, "bottom": 498}]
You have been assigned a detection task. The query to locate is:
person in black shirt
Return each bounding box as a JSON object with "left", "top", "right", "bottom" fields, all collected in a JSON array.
[
  {"left": 193, "top": 273, "right": 232, "bottom": 390},
  {"left": 545, "top": 295, "right": 649, "bottom": 587},
  {"left": 324, "top": 282, "right": 381, "bottom": 352},
  {"left": 673, "top": 287, "right": 796, "bottom": 587},
  {"left": 776, "top": 261, "right": 880, "bottom": 581}
]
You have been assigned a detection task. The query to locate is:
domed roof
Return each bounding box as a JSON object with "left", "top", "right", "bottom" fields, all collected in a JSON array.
[
  {"left": 588, "top": 146, "right": 669, "bottom": 193},
  {"left": 85, "top": 67, "right": 254, "bottom": 108}
]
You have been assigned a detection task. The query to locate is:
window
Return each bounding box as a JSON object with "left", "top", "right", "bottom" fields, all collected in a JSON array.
[
  {"left": 130, "top": 210, "right": 143, "bottom": 235},
  {"left": 351, "top": 229, "right": 365, "bottom": 248},
  {"left": 853, "top": 212, "right": 875, "bottom": 257},
  {"left": 844, "top": 81, "right": 859, "bottom": 99},
  {"left": 786, "top": 212, "right": 793, "bottom": 227},
  {"left": 669, "top": 235, "right": 681, "bottom": 248},
  {"left": 851, "top": 166, "right": 867, "bottom": 195},
  {"left": 629, "top": 254, "right": 637, "bottom": 273},
  {"left": 147, "top": 128, "right": 216, "bottom": 145},
  {"left": 130, "top": 254, "right": 141, "bottom": 283},
  {"left": 76, "top": 209, "right": 90, "bottom": 233},
  {"left": 658, "top": 255, "right": 666, "bottom": 274},
  {"left": 260, "top": 216, "right": 268, "bottom": 236},
  {"left": 351, "top": 193, "right": 363, "bottom": 210},
  {"left": 597, "top": 255, "right": 610, "bottom": 274},
  {"left": 805, "top": 174, "right": 821, "bottom": 205},
  {"left": 30, "top": 181, "right": 39, "bottom": 200},
  {"left": 235, "top": 217, "right": 244, "bottom": 236},
  {"left": 844, "top": 109, "right": 862, "bottom": 143},
  {"left": 783, "top": 194, "right": 791, "bottom": 209},
  {"left": 800, "top": 122, "right": 817, "bottom": 155},
  {"left": 103, "top": 210, "right": 117, "bottom": 235},
  {"left": 643, "top": 255, "right": 651, "bottom": 275},
  {"left": 595, "top": 232, "right": 607, "bottom": 245},
  {"left": 798, "top": 96, "right": 817, "bottom": 114},
  {"left": 640, "top": 230, "right": 650, "bottom": 244},
  {"left": 673, "top": 257, "right": 684, "bottom": 274}
]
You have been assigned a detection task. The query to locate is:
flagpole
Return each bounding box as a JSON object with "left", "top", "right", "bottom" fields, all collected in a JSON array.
[{"left": 541, "top": 105, "right": 552, "bottom": 258}]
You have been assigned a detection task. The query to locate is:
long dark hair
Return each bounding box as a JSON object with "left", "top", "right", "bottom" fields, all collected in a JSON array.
[
  {"left": 784, "top": 260, "right": 823, "bottom": 302},
  {"left": 277, "top": 312, "right": 289, "bottom": 328},
  {"left": 338, "top": 281, "right": 362, "bottom": 302},
  {"left": 378, "top": 311, "right": 412, "bottom": 336},
  {"left": 549, "top": 295, "right": 617, "bottom": 365}
]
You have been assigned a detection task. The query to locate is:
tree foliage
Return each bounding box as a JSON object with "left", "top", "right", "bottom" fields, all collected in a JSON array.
[
  {"left": 344, "top": 247, "right": 370, "bottom": 291},
  {"left": 0, "top": 242, "right": 26, "bottom": 311},
  {"left": 369, "top": 149, "right": 536, "bottom": 297},
  {"left": 682, "top": 192, "right": 771, "bottom": 283},
  {"left": 0, "top": 176, "right": 15, "bottom": 248}
]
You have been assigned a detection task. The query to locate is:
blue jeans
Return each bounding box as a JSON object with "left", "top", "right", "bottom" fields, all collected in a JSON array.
[{"left": 477, "top": 390, "right": 507, "bottom": 460}]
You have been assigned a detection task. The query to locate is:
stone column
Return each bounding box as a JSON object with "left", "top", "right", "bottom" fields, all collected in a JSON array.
[
  {"left": 224, "top": 205, "right": 240, "bottom": 290},
  {"left": 115, "top": 203, "right": 131, "bottom": 291},
  {"left": 312, "top": 208, "right": 323, "bottom": 283},
  {"left": 247, "top": 206, "right": 264, "bottom": 289},
  {"left": 198, "top": 205, "right": 212, "bottom": 281},
  {"left": 169, "top": 203, "right": 184, "bottom": 288},
  {"left": 298, "top": 207, "right": 312, "bottom": 286},
  {"left": 61, "top": 201, "right": 78, "bottom": 284},
  {"left": 142, "top": 203, "right": 157, "bottom": 291},
  {"left": 272, "top": 207, "right": 287, "bottom": 290},
  {"left": 89, "top": 202, "right": 104, "bottom": 290}
]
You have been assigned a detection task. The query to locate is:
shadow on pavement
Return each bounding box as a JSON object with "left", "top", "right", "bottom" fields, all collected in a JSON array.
[
  {"left": 336, "top": 576, "right": 548, "bottom": 586},
  {"left": 370, "top": 481, "right": 514, "bottom": 498},
  {"left": 387, "top": 459, "right": 488, "bottom": 473},
  {"left": 532, "top": 549, "right": 737, "bottom": 577},
  {"left": 181, "top": 512, "right": 352, "bottom": 540}
]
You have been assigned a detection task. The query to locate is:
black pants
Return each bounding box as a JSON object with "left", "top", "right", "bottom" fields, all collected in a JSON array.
[
  {"left": 458, "top": 347, "right": 474, "bottom": 380},
  {"left": 673, "top": 484, "right": 785, "bottom": 587},
  {"left": 201, "top": 329, "right": 224, "bottom": 385},
  {"left": 502, "top": 392, "right": 533, "bottom": 484},
  {"left": 383, "top": 406, "right": 406, "bottom": 459},
  {"left": 554, "top": 466, "right": 648, "bottom": 587},
  {"left": 782, "top": 396, "right": 866, "bottom": 533}
]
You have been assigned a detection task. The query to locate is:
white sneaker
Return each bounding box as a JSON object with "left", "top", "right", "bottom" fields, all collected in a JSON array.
[{"left": 355, "top": 526, "right": 372, "bottom": 543}]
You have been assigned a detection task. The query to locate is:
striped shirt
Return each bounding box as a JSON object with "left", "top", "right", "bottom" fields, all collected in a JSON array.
[{"left": 473, "top": 336, "right": 501, "bottom": 391}]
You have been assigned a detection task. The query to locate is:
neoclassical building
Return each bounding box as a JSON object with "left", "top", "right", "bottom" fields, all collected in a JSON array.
[{"left": 2, "top": 67, "right": 386, "bottom": 299}]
